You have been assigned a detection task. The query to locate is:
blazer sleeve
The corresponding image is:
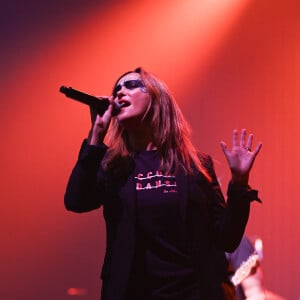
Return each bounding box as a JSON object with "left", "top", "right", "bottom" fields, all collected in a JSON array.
[
  {"left": 64, "top": 139, "right": 108, "bottom": 213},
  {"left": 202, "top": 154, "right": 261, "bottom": 253}
]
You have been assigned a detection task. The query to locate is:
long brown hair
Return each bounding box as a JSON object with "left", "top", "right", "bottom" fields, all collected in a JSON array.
[{"left": 103, "top": 67, "right": 211, "bottom": 181}]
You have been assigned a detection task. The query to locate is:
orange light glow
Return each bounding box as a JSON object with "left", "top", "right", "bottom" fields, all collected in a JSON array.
[
  {"left": 67, "top": 288, "right": 88, "bottom": 296},
  {"left": 1, "top": 0, "right": 299, "bottom": 299}
]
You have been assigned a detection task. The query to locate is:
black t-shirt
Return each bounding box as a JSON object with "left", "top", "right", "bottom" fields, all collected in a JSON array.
[{"left": 125, "top": 150, "right": 199, "bottom": 300}]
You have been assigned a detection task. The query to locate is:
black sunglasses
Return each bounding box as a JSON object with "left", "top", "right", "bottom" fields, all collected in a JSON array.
[{"left": 112, "top": 79, "right": 146, "bottom": 97}]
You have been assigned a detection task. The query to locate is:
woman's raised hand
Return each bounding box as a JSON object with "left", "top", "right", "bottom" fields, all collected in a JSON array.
[{"left": 220, "top": 129, "right": 262, "bottom": 186}]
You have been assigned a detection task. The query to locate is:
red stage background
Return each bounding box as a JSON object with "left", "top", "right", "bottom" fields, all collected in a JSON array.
[{"left": 1, "top": 0, "right": 299, "bottom": 299}]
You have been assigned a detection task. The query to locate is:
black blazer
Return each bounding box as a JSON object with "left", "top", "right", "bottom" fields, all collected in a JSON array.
[{"left": 64, "top": 141, "right": 259, "bottom": 299}]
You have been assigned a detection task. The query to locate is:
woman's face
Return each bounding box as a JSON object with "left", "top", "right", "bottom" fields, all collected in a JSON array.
[{"left": 113, "top": 72, "right": 150, "bottom": 128}]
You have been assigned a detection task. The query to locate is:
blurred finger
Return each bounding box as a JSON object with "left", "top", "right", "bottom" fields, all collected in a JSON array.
[
  {"left": 252, "top": 143, "right": 263, "bottom": 157},
  {"left": 220, "top": 141, "right": 228, "bottom": 155},
  {"left": 232, "top": 129, "right": 238, "bottom": 147},
  {"left": 246, "top": 133, "right": 253, "bottom": 151},
  {"left": 239, "top": 129, "right": 246, "bottom": 148}
]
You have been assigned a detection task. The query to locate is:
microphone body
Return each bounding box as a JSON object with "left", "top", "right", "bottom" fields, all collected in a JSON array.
[{"left": 60, "top": 86, "right": 121, "bottom": 116}]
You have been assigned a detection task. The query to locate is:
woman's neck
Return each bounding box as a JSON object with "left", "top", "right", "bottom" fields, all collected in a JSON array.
[{"left": 127, "top": 128, "right": 157, "bottom": 152}]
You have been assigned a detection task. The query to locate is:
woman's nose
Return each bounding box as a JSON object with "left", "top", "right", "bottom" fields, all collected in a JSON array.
[{"left": 116, "top": 86, "right": 126, "bottom": 98}]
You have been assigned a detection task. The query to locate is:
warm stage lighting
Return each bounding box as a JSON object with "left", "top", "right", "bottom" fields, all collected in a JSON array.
[
  {"left": 67, "top": 287, "right": 88, "bottom": 296},
  {"left": 7, "top": 0, "right": 300, "bottom": 299}
]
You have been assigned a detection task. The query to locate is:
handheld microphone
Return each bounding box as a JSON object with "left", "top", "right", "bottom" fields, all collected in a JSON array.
[{"left": 59, "top": 86, "right": 122, "bottom": 116}]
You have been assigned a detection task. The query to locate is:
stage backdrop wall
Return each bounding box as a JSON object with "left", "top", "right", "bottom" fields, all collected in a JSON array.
[{"left": 1, "top": 0, "right": 299, "bottom": 299}]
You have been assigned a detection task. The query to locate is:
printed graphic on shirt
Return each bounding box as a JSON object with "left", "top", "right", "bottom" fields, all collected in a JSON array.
[{"left": 135, "top": 170, "right": 177, "bottom": 193}]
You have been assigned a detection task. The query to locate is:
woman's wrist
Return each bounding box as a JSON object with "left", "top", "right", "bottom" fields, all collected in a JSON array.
[
  {"left": 230, "top": 174, "right": 249, "bottom": 186},
  {"left": 87, "top": 129, "right": 104, "bottom": 146}
]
